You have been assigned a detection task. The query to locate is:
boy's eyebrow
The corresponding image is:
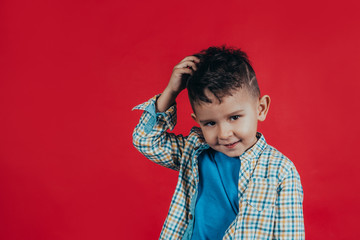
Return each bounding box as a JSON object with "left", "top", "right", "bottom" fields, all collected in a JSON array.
[
  {"left": 199, "top": 119, "right": 214, "bottom": 124},
  {"left": 199, "top": 110, "right": 245, "bottom": 123},
  {"left": 227, "top": 109, "right": 245, "bottom": 116}
]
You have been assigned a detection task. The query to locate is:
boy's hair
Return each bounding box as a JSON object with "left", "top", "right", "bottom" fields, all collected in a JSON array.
[{"left": 186, "top": 45, "right": 260, "bottom": 109}]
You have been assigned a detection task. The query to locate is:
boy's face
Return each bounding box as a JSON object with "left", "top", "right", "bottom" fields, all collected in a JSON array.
[{"left": 191, "top": 88, "right": 270, "bottom": 158}]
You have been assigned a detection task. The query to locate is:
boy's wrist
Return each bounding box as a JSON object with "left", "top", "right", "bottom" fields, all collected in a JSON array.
[
  {"left": 164, "top": 85, "right": 182, "bottom": 97},
  {"left": 156, "top": 87, "right": 180, "bottom": 112}
]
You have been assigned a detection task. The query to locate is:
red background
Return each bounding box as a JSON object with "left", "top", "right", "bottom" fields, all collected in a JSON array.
[{"left": 1, "top": 0, "right": 360, "bottom": 239}]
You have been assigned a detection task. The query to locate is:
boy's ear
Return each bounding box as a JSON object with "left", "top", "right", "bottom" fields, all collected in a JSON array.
[
  {"left": 257, "top": 95, "right": 271, "bottom": 122},
  {"left": 191, "top": 113, "right": 198, "bottom": 122}
]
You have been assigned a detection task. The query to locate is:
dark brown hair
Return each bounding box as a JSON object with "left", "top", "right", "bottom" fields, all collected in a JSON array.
[{"left": 186, "top": 44, "right": 260, "bottom": 108}]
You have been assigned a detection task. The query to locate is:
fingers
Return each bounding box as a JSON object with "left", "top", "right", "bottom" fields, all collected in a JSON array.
[
  {"left": 174, "top": 61, "right": 197, "bottom": 71},
  {"left": 174, "top": 56, "right": 200, "bottom": 71},
  {"left": 180, "top": 55, "right": 200, "bottom": 64},
  {"left": 173, "top": 67, "right": 194, "bottom": 76}
]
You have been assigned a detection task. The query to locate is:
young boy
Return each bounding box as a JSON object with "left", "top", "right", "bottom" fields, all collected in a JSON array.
[{"left": 132, "top": 45, "right": 304, "bottom": 239}]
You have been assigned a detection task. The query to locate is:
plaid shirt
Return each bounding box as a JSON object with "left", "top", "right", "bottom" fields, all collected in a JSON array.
[{"left": 132, "top": 95, "right": 305, "bottom": 240}]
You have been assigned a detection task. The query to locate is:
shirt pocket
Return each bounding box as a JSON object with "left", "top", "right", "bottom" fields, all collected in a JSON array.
[{"left": 244, "top": 178, "right": 277, "bottom": 211}]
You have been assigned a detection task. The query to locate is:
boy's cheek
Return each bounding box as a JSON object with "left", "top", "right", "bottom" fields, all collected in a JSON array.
[{"left": 202, "top": 131, "right": 216, "bottom": 144}]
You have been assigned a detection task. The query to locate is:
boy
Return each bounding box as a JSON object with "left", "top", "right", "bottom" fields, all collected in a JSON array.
[{"left": 132, "top": 45, "right": 304, "bottom": 239}]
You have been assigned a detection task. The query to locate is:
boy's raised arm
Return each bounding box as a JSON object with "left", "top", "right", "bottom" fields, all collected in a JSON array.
[
  {"left": 132, "top": 56, "right": 200, "bottom": 171},
  {"left": 156, "top": 55, "right": 200, "bottom": 112}
]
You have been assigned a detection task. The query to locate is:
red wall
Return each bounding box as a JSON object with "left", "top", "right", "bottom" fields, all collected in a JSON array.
[{"left": 1, "top": 0, "right": 360, "bottom": 239}]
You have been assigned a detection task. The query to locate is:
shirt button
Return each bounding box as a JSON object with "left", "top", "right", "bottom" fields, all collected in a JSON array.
[{"left": 189, "top": 214, "right": 193, "bottom": 220}]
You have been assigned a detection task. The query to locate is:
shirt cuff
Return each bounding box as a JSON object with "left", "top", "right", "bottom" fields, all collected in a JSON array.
[{"left": 132, "top": 94, "right": 177, "bottom": 133}]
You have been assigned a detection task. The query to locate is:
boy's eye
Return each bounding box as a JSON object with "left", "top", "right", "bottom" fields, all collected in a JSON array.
[
  {"left": 204, "top": 121, "right": 216, "bottom": 127},
  {"left": 230, "top": 115, "right": 241, "bottom": 121}
]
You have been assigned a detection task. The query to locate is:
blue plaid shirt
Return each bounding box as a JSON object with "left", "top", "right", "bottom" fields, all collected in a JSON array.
[{"left": 132, "top": 95, "right": 305, "bottom": 240}]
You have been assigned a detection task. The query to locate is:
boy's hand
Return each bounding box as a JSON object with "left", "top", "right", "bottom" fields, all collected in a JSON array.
[
  {"left": 156, "top": 56, "right": 200, "bottom": 112},
  {"left": 167, "top": 56, "right": 200, "bottom": 94}
]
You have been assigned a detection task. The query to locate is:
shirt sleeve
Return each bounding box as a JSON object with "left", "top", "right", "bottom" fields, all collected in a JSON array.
[
  {"left": 132, "top": 94, "right": 186, "bottom": 171},
  {"left": 273, "top": 168, "right": 305, "bottom": 239}
]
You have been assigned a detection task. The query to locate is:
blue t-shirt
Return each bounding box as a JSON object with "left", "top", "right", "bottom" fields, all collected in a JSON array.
[{"left": 191, "top": 148, "right": 240, "bottom": 240}]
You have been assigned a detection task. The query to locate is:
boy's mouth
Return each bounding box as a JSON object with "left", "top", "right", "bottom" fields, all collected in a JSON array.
[{"left": 224, "top": 140, "right": 241, "bottom": 149}]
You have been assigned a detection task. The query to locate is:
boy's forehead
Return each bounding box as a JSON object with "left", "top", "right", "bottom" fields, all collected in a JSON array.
[{"left": 193, "top": 88, "right": 257, "bottom": 115}]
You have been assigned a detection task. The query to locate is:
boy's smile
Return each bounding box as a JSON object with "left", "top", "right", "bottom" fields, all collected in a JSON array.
[{"left": 191, "top": 88, "right": 270, "bottom": 157}]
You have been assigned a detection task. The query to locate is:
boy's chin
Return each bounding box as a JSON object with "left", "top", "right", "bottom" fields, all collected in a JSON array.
[
  {"left": 221, "top": 151, "right": 244, "bottom": 158},
  {"left": 212, "top": 146, "right": 245, "bottom": 158}
]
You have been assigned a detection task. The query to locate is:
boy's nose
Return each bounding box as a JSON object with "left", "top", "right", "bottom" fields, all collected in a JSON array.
[{"left": 218, "top": 124, "right": 233, "bottom": 140}]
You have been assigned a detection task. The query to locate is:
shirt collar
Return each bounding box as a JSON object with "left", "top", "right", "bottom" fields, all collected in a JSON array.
[{"left": 239, "top": 132, "right": 267, "bottom": 162}]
